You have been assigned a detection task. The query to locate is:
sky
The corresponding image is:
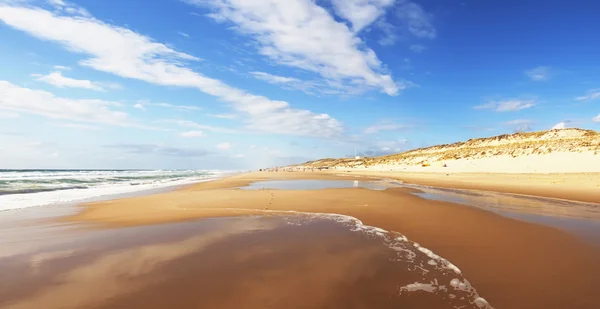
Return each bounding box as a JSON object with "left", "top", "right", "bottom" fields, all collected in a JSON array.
[{"left": 1, "top": 0, "right": 599, "bottom": 170}]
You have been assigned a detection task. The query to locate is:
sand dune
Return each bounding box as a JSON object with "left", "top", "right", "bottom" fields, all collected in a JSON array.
[{"left": 299, "top": 128, "right": 600, "bottom": 173}]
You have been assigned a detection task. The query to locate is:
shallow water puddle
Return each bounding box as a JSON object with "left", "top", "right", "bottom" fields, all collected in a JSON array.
[{"left": 241, "top": 179, "right": 399, "bottom": 191}]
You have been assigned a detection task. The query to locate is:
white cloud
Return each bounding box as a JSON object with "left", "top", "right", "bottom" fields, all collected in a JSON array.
[
  {"left": 233, "top": 153, "right": 245, "bottom": 158},
  {"left": 364, "top": 120, "right": 410, "bottom": 134},
  {"left": 330, "top": 0, "right": 394, "bottom": 32},
  {"left": 180, "top": 130, "right": 205, "bottom": 138},
  {"left": 576, "top": 89, "right": 600, "bottom": 101},
  {"left": 593, "top": 114, "right": 600, "bottom": 123},
  {"left": 409, "top": 44, "right": 425, "bottom": 53},
  {"left": 206, "top": 113, "right": 236, "bottom": 119},
  {"left": 165, "top": 119, "right": 240, "bottom": 134},
  {"left": 177, "top": 31, "right": 190, "bottom": 38},
  {"left": 505, "top": 119, "right": 533, "bottom": 132},
  {"left": 46, "top": 0, "right": 90, "bottom": 17},
  {"left": 186, "top": 0, "right": 401, "bottom": 95},
  {"left": 0, "top": 4, "right": 344, "bottom": 138},
  {"left": 54, "top": 123, "right": 100, "bottom": 130},
  {"left": 525, "top": 66, "right": 550, "bottom": 81},
  {"left": 396, "top": 1, "right": 436, "bottom": 39},
  {"left": 0, "top": 111, "right": 19, "bottom": 119},
  {"left": 0, "top": 80, "right": 129, "bottom": 125},
  {"left": 141, "top": 102, "right": 201, "bottom": 111},
  {"left": 133, "top": 103, "right": 146, "bottom": 110},
  {"left": 551, "top": 122, "right": 566, "bottom": 130},
  {"left": 32, "top": 71, "right": 107, "bottom": 91},
  {"left": 217, "top": 142, "right": 233, "bottom": 150},
  {"left": 474, "top": 99, "right": 536, "bottom": 112},
  {"left": 53, "top": 65, "right": 70, "bottom": 70},
  {"left": 250, "top": 71, "right": 369, "bottom": 96}
]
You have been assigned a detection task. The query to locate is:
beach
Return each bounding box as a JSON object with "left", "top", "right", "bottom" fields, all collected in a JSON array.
[{"left": 2, "top": 171, "right": 600, "bottom": 309}]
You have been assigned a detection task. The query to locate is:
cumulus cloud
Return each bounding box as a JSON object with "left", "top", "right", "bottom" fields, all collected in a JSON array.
[
  {"left": 576, "top": 89, "right": 600, "bottom": 101},
  {"left": 525, "top": 66, "right": 551, "bottom": 81},
  {"left": 180, "top": 130, "right": 205, "bottom": 138},
  {"left": 32, "top": 71, "right": 109, "bottom": 91},
  {"left": 474, "top": 99, "right": 536, "bottom": 112},
  {"left": 330, "top": 0, "right": 394, "bottom": 32},
  {"left": 0, "top": 81, "right": 130, "bottom": 126},
  {"left": 593, "top": 114, "right": 600, "bottom": 123},
  {"left": 184, "top": 0, "right": 401, "bottom": 95},
  {"left": 0, "top": 4, "right": 344, "bottom": 138},
  {"left": 133, "top": 103, "right": 146, "bottom": 110},
  {"left": 551, "top": 122, "right": 566, "bottom": 130},
  {"left": 217, "top": 142, "right": 233, "bottom": 150}
]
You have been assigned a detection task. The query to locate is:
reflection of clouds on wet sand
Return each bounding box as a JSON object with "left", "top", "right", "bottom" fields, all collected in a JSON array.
[
  {"left": 412, "top": 185, "right": 600, "bottom": 219},
  {"left": 6, "top": 219, "right": 273, "bottom": 309}
]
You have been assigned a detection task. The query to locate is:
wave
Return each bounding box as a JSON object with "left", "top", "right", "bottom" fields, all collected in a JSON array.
[{"left": 0, "top": 169, "right": 231, "bottom": 211}]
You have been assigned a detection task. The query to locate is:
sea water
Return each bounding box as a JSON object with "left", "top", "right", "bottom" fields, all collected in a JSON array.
[{"left": 0, "top": 169, "right": 229, "bottom": 211}]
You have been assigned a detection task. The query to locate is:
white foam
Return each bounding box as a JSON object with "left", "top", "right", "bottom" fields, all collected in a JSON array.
[
  {"left": 0, "top": 175, "right": 221, "bottom": 211},
  {"left": 399, "top": 282, "right": 439, "bottom": 293}
]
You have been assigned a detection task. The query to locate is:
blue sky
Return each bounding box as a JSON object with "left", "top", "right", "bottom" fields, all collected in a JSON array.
[{"left": 1, "top": 0, "right": 599, "bottom": 169}]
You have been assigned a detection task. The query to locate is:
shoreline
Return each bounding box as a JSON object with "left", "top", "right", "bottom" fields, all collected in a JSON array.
[{"left": 61, "top": 171, "right": 600, "bottom": 308}]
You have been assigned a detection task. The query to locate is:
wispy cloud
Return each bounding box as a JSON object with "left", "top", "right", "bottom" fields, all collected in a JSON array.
[
  {"left": 330, "top": 0, "right": 394, "bottom": 32},
  {"left": 0, "top": 80, "right": 129, "bottom": 125},
  {"left": 32, "top": 71, "right": 113, "bottom": 91},
  {"left": 180, "top": 130, "right": 205, "bottom": 138},
  {"left": 357, "top": 139, "right": 410, "bottom": 157},
  {"left": 409, "top": 44, "right": 426, "bottom": 53},
  {"left": 107, "top": 144, "right": 210, "bottom": 157},
  {"left": 0, "top": 111, "right": 19, "bottom": 119},
  {"left": 593, "top": 114, "right": 600, "bottom": 123},
  {"left": 396, "top": 1, "right": 436, "bottom": 39},
  {"left": 505, "top": 119, "right": 533, "bottom": 132},
  {"left": 177, "top": 31, "right": 190, "bottom": 38},
  {"left": 474, "top": 99, "right": 536, "bottom": 112},
  {"left": 576, "top": 89, "right": 600, "bottom": 101},
  {"left": 364, "top": 120, "right": 411, "bottom": 134},
  {"left": 133, "top": 103, "right": 146, "bottom": 110},
  {"left": 164, "top": 119, "right": 240, "bottom": 134},
  {"left": 374, "top": 1, "right": 436, "bottom": 46},
  {"left": 206, "top": 113, "right": 236, "bottom": 119},
  {"left": 217, "top": 142, "right": 233, "bottom": 151},
  {"left": 53, "top": 65, "right": 70, "bottom": 70},
  {"left": 53, "top": 123, "right": 101, "bottom": 130},
  {"left": 184, "top": 0, "right": 401, "bottom": 95},
  {"left": 0, "top": 4, "right": 344, "bottom": 138},
  {"left": 525, "top": 66, "right": 551, "bottom": 81}
]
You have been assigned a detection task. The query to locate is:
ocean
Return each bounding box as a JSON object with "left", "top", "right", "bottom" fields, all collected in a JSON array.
[{"left": 0, "top": 169, "right": 227, "bottom": 211}]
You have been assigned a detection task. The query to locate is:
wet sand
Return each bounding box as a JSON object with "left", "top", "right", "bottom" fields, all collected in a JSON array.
[
  {"left": 2, "top": 172, "right": 600, "bottom": 308},
  {"left": 334, "top": 170, "right": 600, "bottom": 204},
  {"left": 0, "top": 215, "right": 491, "bottom": 309}
]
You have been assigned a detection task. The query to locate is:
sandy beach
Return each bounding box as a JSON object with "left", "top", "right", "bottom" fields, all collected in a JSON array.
[{"left": 2, "top": 171, "right": 600, "bottom": 309}]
